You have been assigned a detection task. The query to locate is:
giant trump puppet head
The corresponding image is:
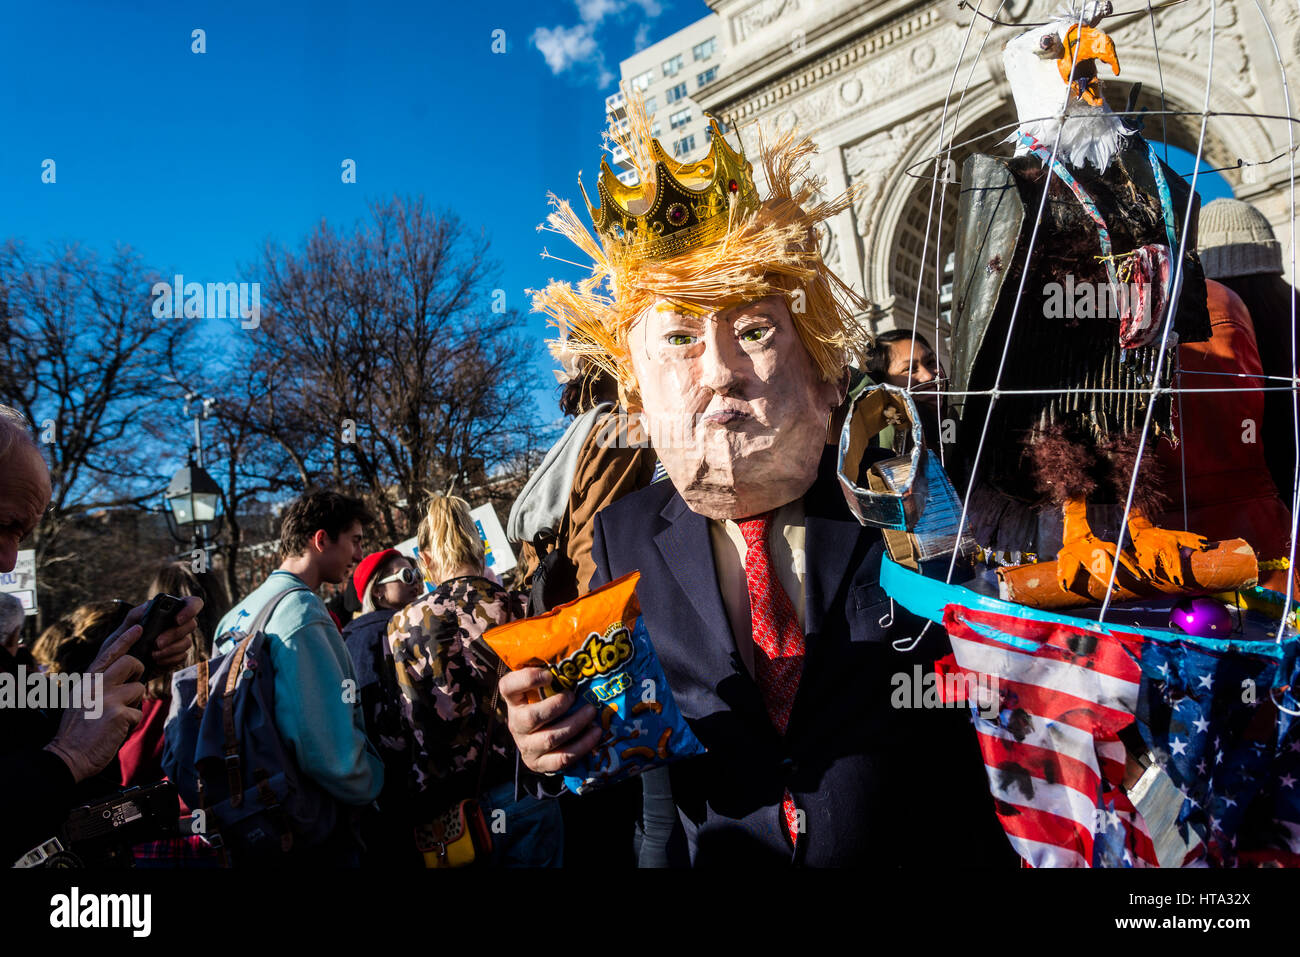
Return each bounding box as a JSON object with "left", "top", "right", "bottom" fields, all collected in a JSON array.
[{"left": 532, "top": 95, "right": 869, "bottom": 519}]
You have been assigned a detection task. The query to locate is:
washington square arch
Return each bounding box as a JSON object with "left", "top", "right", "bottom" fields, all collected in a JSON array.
[{"left": 696, "top": 0, "right": 1300, "bottom": 359}]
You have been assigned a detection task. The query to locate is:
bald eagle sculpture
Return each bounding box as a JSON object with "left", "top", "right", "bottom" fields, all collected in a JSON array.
[{"left": 950, "top": 1, "right": 1213, "bottom": 595}]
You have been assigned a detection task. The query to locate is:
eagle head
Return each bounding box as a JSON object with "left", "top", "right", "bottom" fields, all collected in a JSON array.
[{"left": 1003, "top": 1, "right": 1130, "bottom": 172}]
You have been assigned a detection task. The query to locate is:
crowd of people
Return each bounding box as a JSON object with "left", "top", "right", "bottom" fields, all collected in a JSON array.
[
  {"left": 0, "top": 430, "right": 573, "bottom": 867},
  {"left": 1, "top": 152, "right": 1297, "bottom": 869}
]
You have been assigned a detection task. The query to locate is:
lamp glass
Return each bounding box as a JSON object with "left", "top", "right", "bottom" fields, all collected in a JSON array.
[
  {"left": 169, "top": 494, "right": 195, "bottom": 526},
  {"left": 192, "top": 491, "right": 219, "bottom": 524}
]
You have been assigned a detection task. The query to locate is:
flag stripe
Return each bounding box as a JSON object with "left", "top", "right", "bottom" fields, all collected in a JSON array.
[
  {"left": 948, "top": 633, "right": 1140, "bottom": 715},
  {"left": 956, "top": 611, "right": 1144, "bottom": 682},
  {"left": 936, "top": 605, "right": 1162, "bottom": 868},
  {"left": 996, "top": 800, "right": 1095, "bottom": 864}
]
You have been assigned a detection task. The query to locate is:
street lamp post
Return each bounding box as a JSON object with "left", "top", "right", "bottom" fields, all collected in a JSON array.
[{"left": 163, "top": 393, "right": 225, "bottom": 564}]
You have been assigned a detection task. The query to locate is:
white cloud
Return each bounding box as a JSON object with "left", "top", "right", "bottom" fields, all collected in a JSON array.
[
  {"left": 532, "top": 0, "right": 663, "bottom": 84},
  {"left": 577, "top": 0, "right": 622, "bottom": 24},
  {"left": 532, "top": 23, "right": 600, "bottom": 75}
]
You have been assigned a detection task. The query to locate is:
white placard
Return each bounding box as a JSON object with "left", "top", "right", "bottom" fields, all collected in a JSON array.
[
  {"left": 470, "top": 503, "right": 517, "bottom": 575},
  {"left": 0, "top": 550, "right": 37, "bottom": 616}
]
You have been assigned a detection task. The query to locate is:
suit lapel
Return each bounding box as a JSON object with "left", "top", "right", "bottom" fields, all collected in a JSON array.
[
  {"left": 790, "top": 450, "right": 871, "bottom": 736},
  {"left": 802, "top": 448, "right": 866, "bottom": 639},
  {"left": 653, "top": 491, "right": 768, "bottom": 724}
]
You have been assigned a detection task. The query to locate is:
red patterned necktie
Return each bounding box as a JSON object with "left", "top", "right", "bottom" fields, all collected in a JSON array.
[{"left": 738, "top": 513, "right": 807, "bottom": 848}]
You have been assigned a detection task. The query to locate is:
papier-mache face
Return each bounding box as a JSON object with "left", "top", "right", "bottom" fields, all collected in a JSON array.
[
  {"left": 530, "top": 88, "right": 870, "bottom": 519},
  {"left": 628, "top": 293, "right": 843, "bottom": 519}
]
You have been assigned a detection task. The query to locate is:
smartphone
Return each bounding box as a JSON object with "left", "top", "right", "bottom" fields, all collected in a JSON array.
[{"left": 127, "top": 594, "right": 185, "bottom": 680}]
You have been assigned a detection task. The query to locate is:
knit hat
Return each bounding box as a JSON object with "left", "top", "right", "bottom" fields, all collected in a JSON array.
[
  {"left": 353, "top": 548, "right": 399, "bottom": 602},
  {"left": 1198, "top": 198, "right": 1283, "bottom": 278}
]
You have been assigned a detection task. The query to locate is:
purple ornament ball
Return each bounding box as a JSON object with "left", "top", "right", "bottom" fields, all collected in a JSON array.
[{"left": 1168, "top": 597, "right": 1233, "bottom": 638}]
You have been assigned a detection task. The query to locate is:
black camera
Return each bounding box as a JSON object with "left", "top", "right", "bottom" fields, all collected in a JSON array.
[{"left": 14, "top": 781, "right": 181, "bottom": 868}]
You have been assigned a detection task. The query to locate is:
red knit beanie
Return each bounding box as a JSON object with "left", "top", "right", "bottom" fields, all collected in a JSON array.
[{"left": 353, "top": 548, "right": 400, "bottom": 602}]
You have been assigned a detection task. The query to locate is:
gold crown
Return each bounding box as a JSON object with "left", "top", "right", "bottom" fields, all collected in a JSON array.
[{"left": 580, "top": 116, "right": 761, "bottom": 263}]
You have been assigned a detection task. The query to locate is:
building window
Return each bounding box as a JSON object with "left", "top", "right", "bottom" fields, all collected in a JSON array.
[
  {"left": 662, "top": 54, "right": 683, "bottom": 77},
  {"left": 665, "top": 82, "right": 688, "bottom": 104},
  {"left": 669, "top": 107, "right": 692, "bottom": 129},
  {"left": 697, "top": 66, "right": 718, "bottom": 88},
  {"left": 673, "top": 134, "right": 696, "bottom": 157},
  {"left": 644, "top": 95, "right": 658, "bottom": 115},
  {"left": 652, "top": 124, "right": 662, "bottom": 137},
  {"left": 631, "top": 70, "right": 653, "bottom": 91},
  {"left": 692, "top": 37, "right": 716, "bottom": 61}
]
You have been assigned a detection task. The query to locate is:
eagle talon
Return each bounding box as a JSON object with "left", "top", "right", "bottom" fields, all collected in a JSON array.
[
  {"left": 1055, "top": 534, "right": 1140, "bottom": 594},
  {"left": 1056, "top": 496, "right": 1141, "bottom": 594},
  {"left": 1126, "top": 513, "right": 1209, "bottom": 586}
]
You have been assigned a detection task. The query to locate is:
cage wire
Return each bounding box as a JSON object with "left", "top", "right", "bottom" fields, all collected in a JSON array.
[{"left": 876, "top": 0, "right": 1300, "bottom": 641}]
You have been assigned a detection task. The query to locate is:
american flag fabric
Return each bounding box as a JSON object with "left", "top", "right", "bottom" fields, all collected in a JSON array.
[
  {"left": 1131, "top": 628, "right": 1283, "bottom": 865},
  {"left": 936, "top": 603, "right": 1300, "bottom": 867},
  {"left": 937, "top": 605, "right": 1158, "bottom": 867}
]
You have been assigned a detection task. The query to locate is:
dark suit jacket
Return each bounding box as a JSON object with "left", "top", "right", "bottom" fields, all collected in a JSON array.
[{"left": 590, "top": 447, "right": 1015, "bottom": 867}]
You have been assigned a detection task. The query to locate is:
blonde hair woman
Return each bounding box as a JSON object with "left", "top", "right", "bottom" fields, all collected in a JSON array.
[
  {"left": 385, "top": 494, "right": 563, "bottom": 866},
  {"left": 415, "top": 494, "right": 485, "bottom": 584}
]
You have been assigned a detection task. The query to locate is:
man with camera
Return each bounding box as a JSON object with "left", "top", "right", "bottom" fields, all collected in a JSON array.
[{"left": 0, "top": 405, "right": 201, "bottom": 865}]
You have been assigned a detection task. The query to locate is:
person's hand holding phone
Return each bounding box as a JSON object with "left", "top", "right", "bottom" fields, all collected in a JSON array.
[{"left": 106, "top": 595, "right": 204, "bottom": 678}]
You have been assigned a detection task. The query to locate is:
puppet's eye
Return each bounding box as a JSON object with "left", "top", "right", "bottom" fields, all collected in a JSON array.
[
  {"left": 1038, "top": 33, "right": 1063, "bottom": 57},
  {"left": 667, "top": 333, "right": 697, "bottom": 346},
  {"left": 739, "top": 326, "right": 771, "bottom": 343}
]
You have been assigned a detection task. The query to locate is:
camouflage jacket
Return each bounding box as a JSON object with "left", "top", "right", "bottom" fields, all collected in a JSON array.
[{"left": 385, "top": 576, "right": 525, "bottom": 810}]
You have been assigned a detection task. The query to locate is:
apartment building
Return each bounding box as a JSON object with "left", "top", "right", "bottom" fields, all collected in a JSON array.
[{"left": 603, "top": 14, "right": 725, "bottom": 185}]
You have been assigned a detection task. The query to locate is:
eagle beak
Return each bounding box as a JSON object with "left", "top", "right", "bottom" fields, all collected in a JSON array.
[{"left": 1057, "top": 24, "right": 1119, "bottom": 107}]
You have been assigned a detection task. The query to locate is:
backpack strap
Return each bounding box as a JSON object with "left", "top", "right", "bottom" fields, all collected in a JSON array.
[
  {"left": 196, "top": 658, "right": 210, "bottom": 710},
  {"left": 219, "top": 586, "right": 311, "bottom": 810}
]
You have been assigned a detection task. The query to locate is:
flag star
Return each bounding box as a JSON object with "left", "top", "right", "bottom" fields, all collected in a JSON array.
[
  {"left": 1171, "top": 737, "right": 1188, "bottom": 756},
  {"left": 1209, "top": 815, "right": 1221, "bottom": 832},
  {"left": 1289, "top": 740, "right": 1300, "bottom": 753},
  {"left": 1215, "top": 750, "right": 1224, "bottom": 765},
  {"left": 1223, "top": 794, "right": 1238, "bottom": 808},
  {"left": 1282, "top": 774, "right": 1297, "bottom": 789},
  {"left": 1193, "top": 716, "right": 1210, "bottom": 734},
  {"left": 1198, "top": 673, "right": 1214, "bottom": 690},
  {"left": 1159, "top": 662, "right": 1170, "bottom": 676},
  {"left": 1197, "top": 759, "right": 1208, "bottom": 775},
  {"left": 1214, "top": 736, "right": 1221, "bottom": 750}
]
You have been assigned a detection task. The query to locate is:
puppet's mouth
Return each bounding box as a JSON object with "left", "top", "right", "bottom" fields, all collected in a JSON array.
[
  {"left": 1057, "top": 25, "right": 1118, "bottom": 108},
  {"left": 702, "top": 409, "right": 752, "bottom": 427},
  {"left": 1072, "top": 60, "right": 1099, "bottom": 104}
]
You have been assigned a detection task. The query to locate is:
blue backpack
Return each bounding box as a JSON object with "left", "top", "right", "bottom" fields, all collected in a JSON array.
[{"left": 163, "top": 586, "right": 340, "bottom": 863}]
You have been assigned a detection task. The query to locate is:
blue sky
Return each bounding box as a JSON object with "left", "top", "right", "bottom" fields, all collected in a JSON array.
[
  {"left": 0, "top": 0, "right": 709, "bottom": 426},
  {"left": 1, "top": 0, "right": 1230, "bottom": 431}
]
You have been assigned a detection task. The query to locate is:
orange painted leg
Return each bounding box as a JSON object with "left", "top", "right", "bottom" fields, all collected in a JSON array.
[
  {"left": 1125, "top": 508, "right": 1210, "bottom": 586},
  {"left": 1055, "top": 497, "right": 1142, "bottom": 594}
]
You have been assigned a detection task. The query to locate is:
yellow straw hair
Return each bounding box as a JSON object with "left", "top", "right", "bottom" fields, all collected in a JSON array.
[{"left": 531, "top": 94, "right": 870, "bottom": 406}]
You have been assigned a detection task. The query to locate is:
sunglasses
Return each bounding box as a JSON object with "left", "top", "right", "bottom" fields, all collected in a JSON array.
[{"left": 376, "top": 566, "right": 419, "bottom": 586}]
